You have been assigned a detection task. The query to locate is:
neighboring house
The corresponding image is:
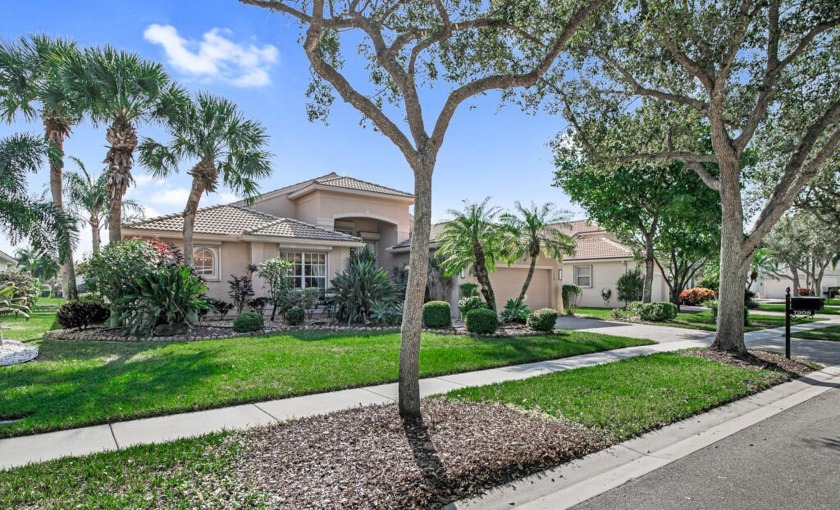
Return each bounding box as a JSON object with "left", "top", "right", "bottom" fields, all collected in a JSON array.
[
  {"left": 752, "top": 268, "right": 840, "bottom": 299},
  {"left": 124, "top": 172, "right": 669, "bottom": 311},
  {"left": 0, "top": 248, "right": 16, "bottom": 271}
]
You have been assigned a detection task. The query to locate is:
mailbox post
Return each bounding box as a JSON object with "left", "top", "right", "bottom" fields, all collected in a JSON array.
[
  {"left": 784, "top": 287, "right": 826, "bottom": 359},
  {"left": 785, "top": 288, "right": 791, "bottom": 359}
]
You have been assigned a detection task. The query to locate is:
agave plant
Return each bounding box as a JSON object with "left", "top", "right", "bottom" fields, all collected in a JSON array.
[{"left": 0, "top": 283, "right": 32, "bottom": 345}]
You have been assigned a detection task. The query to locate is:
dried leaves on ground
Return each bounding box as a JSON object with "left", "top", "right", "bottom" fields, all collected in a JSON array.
[
  {"left": 686, "top": 349, "right": 817, "bottom": 377},
  {"left": 231, "top": 399, "right": 610, "bottom": 509}
]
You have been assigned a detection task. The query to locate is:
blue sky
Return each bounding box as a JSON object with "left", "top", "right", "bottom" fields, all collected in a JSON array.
[{"left": 0, "top": 0, "right": 580, "bottom": 260}]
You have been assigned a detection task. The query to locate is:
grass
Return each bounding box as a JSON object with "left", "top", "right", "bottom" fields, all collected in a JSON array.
[
  {"left": 0, "top": 297, "right": 62, "bottom": 343},
  {"left": 756, "top": 303, "right": 840, "bottom": 315},
  {"left": 447, "top": 352, "right": 791, "bottom": 440},
  {"left": 0, "top": 329, "right": 651, "bottom": 438},
  {"left": 792, "top": 325, "right": 840, "bottom": 342},
  {"left": 570, "top": 306, "right": 821, "bottom": 332},
  {"left": 0, "top": 351, "right": 795, "bottom": 508}
]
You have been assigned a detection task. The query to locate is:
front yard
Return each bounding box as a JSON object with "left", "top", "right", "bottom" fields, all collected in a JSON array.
[
  {"left": 0, "top": 329, "right": 650, "bottom": 438},
  {"left": 756, "top": 303, "right": 840, "bottom": 315},
  {"left": 571, "top": 306, "right": 822, "bottom": 331},
  {"left": 792, "top": 325, "right": 840, "bottom": 342},
  {"left": 0, "top": 350, "right": 812, "bottom": 509}
]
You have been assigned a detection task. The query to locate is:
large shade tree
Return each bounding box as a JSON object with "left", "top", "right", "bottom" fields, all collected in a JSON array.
[
  {"left": 61, "top": 46, "right": 177, "bottom": 243},
  {"left": 0, "top": 133, "right": 76, "bottom": 259},
  {"left": 64, "top": 157, "right": 143, "bottom": 254},
  {"left": 765, "top": 211, "right": 840, "bottom": 295},
  {"left": 437, "top": 198, "right": 504, "bottom": 313},
  {"left": 241, "top": 0, "right": 609, "bottom": 417},
  {"left": 139, "top": 93, "right": 272, "bottom": 266},
  {"left": 0, "top": 35, "right": 82, "bottom": 299},
  {"left": 500, "top": 201, "right": 575, "bottom": 307},
  {"left": 551, "top": 0, "right": 840, "bottom": 353}
]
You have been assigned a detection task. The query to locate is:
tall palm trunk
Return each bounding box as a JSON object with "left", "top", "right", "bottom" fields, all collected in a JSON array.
[
  {"left": 89, "top": 217, "right": 101, "bottom": 254},
  {"left": 44, "top": 118, "right": 78, "bottom": 299},
  {"left": 472, "top": 242, "right": 497, "bottom": 313},
  {"left": 183, "top": 159, "right": 217, "bottom": 267},
  {"left": 516, "top": 251, "right": 538, "bottom": 306},
  {"left": 105, "top": 117, "right": 138, "bottom": 244}
]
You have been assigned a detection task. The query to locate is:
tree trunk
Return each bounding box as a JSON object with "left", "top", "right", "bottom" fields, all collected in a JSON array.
[
  {"left": 472, "top": 244, "right": 497, "bottom": 313},
  {"left": 183, "top": 178, "right": 206, "bottom": 267},
  {"left": 790, "top": 268, "right": 801, "bottom": 295},
  {"left": 90, "top": 218, "right": 101, "bottom": 254},
  {"left": 642, "top": 235, "right": 655, "bottom": 303},
  {"left": 398, "top": 164, "right": 433, "bottom": 418},
  {"left": 45, "top": 119, "right": 78, "bottom": 300},
  {"left": 516, "top": 252, "right": 538, "bottom": 306},
  {"left": 105, "top": 118, "right": 138, "bottom": 244}
]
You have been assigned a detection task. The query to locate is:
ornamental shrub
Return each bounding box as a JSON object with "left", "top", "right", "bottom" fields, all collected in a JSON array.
[
  {"left": 459, "top": 282, "right": 479, "bottom": 297},
  {"left": 285, "top": 306, "right": 305, "bottom": 326},
  {"left": 639, "top": 302, "right": 678, "bottom": 322},
  {"left": 679, "top": 287, "right": 717, "bottom": 306},
  {"left": 562, "top": 284, "right": 582, "bottom": 315},
  {"left": 370, "top": 300, "right": 403, "bottom": 326},
  {"left": 500, "top": 299, "right": 530, "bottom": 324},
  {"left": 616, "top": 269, "right": 644, "bottom": 303},
  {"left": 423, "top": 301, "right": 452, "bottom": 328},
  {"left": 331, "top": 248, "right": 397, "bottom": 325},
  {"left": 458, "top": 295, "right": 486, "bottom": 317},
  {"left": 233, "top": 312, "right": 264, "bottom": 333},
  {"left": 56, "top": 296, "right": 110, "bottom": 330},
  {"left": 0, "top": 268, "right": 38, "bottom": 308},
  {"left": 465, "top": 308, "right": 498, "bottom": 335},
  {"left": 797, "top": 287, "right": 812, "bottom": 296},
  {"left": 527, "top": 308, "right": 558, "bottom": 332},
  {"left": 119, "top": 265, "right": 209, "bottom": 337}
]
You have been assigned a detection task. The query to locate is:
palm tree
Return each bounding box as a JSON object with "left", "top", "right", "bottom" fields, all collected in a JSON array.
[
  {"left": 437, "top": 198, "right": 504, "bottom": 313},
  {"left": 501, "top": 202, "right": 576, "bottom": 307},
  {"left": 0, "top": 35, "right": 82, "bottom": 299},
  {"left": 0, "top": 133, "right": 76, "bottom": 258},
  {"left": 61, "top": 46, "right": 179, "bottom": 243},
  {"left": 14, "top": 246, "right": 60, "bottom": 280},
  {"left": 139, "top": 93, "right": 271, "bottom": 266},
  {"left": 64, "top": 157, "right": 144, "bottom": 254}
]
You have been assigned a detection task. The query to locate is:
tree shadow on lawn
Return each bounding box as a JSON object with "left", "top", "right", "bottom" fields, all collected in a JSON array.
[{"left": 0, "top": 347, "right": 229, "bottom": 437}]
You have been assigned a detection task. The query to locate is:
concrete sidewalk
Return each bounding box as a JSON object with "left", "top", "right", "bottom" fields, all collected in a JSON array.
[{"left": 1, "top": 319, "right": 837, "bottom": 471}]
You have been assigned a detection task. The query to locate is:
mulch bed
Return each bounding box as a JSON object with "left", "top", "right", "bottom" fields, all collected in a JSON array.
[
  {"left": 685, "top": 349, "right": 817, "bottom": 377},
  {"left": 230, "top": 399, "right": 610, "bottom": 509}
]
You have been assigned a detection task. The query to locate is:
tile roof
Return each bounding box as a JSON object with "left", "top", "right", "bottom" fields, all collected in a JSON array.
[
  {"left": 550, "top": 219, "right": 603, "bottom": 236},
  {"left": 565, "top": 237, "right": 633, "bottom": 261},
  {"left": 388, "top": 223, "right": 446, "bottom": 251},
  {"left": 304, "top": 172, "right": 414, "bottom": 199},
  {"left": 124, "top": 204, "right": 361, "bottom": 244}
]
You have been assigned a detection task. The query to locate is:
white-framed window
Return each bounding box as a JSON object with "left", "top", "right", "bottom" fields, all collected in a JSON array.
[
  {"left": 574, "top": 265, "right": 592, "bottom": 288},
  {"left": 193, "top": 247, "right": 218, "bottom": 279},
  {"left": 279, "top": 251, "right": 328, "bottom": 289}
]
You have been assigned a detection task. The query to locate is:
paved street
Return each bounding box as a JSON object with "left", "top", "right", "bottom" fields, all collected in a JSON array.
[{"left": 575, "top": 386, "right": 840, "bottom": 510}]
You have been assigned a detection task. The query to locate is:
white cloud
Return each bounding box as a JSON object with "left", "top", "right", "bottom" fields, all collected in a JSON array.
[
  {"left": 144, "top": 24, "right": 279, "bottom": 87},
  {"left": 134, "top": 173, "right": 164, "bottom": 187},
  {"left": 149, "top": 187, "right": 191, "bottom": 207}
]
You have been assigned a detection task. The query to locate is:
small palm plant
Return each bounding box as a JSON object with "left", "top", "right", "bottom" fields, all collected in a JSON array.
[
  {"left": 139, "top": 92, "right": 271, "bottom": 266},
  {"left": 0, "top": 284, "right": 32, "bottom": 345}
]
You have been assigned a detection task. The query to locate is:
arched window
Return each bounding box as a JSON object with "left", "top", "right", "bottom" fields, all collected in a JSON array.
[{"left": 193, "top": 247, "right": 217, "bottom": 278}]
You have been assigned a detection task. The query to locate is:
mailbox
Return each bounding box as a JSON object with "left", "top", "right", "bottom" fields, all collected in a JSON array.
[{"left": 790, "top": 296, "right": 825, "bottom": 312}]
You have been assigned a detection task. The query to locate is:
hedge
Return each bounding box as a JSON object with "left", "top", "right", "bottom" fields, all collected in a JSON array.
[
  {"left": 465, "top": 308, "right": 498, "bottom": 335},
  {"left": 233, "top": 312, "right": 264, "bottom": 333},
  {"left": 527, "top": 308, "right": 558, "bottom": 332},
  {"left": 423, "top": 301, "right": 452, "bottom": 328}
]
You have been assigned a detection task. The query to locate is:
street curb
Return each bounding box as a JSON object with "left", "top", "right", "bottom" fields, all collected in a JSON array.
[{"left": 445, "top": 364, "right": 840, "bottom": 510}]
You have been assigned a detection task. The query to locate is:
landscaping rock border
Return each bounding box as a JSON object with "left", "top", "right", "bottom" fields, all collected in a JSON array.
[
  {"left": 0, "top": 339, "right": 39, "bottom": 366},
  {"left": 43, "top": 321, "right": 556, "bottom": 343}
]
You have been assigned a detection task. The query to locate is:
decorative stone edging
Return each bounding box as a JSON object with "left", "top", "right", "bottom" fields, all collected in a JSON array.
[
  {"left": 43, "top": 322, "right": 555, "bottom": 343},
  {"left": 0, "top": 339, "right": 39, "bottom": 366}
]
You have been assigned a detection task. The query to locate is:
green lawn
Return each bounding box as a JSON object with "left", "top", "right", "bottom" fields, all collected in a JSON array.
[
  {"left": 792, "top": 325, "right": 840, "bottom": 342},
  {"left": 447, "top": 352, "right": 791, "bottom": 440},
  {"left": 0, "top": 330, "right": 651, "bottom": 438},
  {"left": 0, "top": 297, "right": 62, "bottom": 343},
  {"left": 0, "top": 351, "right": 795, "bottom": 509},
  {"left": 757, "top": 303, "right": 840, "bottom": 315},
  {"left": 571, "top": 306, "right": 820, "bottom": 332}
]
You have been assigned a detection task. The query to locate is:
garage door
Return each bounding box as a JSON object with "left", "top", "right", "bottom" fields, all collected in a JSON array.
[{"left": 489, "top": 268, "right": 553, "bottom": 311}]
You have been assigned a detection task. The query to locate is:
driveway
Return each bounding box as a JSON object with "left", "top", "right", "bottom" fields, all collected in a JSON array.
[{"left": 554, "top": 316, "right": 713, "bottom": 343}]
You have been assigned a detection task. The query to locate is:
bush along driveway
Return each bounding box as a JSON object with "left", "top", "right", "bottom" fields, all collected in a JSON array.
[
  {"left": 0, "top": 350, "right": 814, "bottom": 509},
  {"left": 0, "top": 330, "right": 651, "bottom": 438}
]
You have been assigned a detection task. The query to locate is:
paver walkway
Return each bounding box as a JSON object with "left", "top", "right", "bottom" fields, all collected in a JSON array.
[{"left": 1, "top": 318, "right": 837, "bottom": 471}]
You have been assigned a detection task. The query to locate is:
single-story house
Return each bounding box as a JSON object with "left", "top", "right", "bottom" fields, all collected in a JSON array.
[
  {"left": 124, "top": 172, "right": 670, "bottom": 312},
  {"left": 751, "top": 268, "right": 840, "bottom": 300},
  {"left": 0, "top": 249, "right": 16, "bottom": 271}
]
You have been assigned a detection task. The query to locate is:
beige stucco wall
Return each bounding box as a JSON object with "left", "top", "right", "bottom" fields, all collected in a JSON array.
[
  {"left": 753, "top": 268, "right": 840, "bottom": 299},
  {"left": 559, "top": 259, "right": 671, "bottom": 308},
  {"left": 247, "top": 192, "right": 298, "bottom": 218}
]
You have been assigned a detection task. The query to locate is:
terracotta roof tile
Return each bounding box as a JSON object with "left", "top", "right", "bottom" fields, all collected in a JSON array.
[
  {"left": 313, "top": 173, "right": 413, "bottom": 198},
  {"left": 389, "top": 223, "right": 445, "bottom": 250},
  {"left": 247, "top": 218, "right": 361, "bottom": 243},
  {"left": 565, "top": 237, "right": 633, "bottom": 261}
]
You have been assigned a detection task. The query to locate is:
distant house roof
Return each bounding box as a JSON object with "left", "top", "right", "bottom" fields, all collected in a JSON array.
[
  {"left": 124, "top": 204, "right": 362, "bottom": 245},
  {"left": 0, "top": 248, "right": 16, "bottom": 265},
  {"left": 564, "top": 237, "right": 633, "bottom": 261},
  {"left": 387, "top": 223, "right": 446, "bottom": 252}
]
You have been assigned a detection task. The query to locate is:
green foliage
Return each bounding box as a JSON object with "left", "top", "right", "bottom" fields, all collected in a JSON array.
[
  {"left": 0, "top": 284, "right": 31, "bottom": 329},
  {"left": 0, "top": 268, "right": 38, "bottom": 308},
  {"left": 465, "top": 308, "right": 498, "bottom": 335},
  {"left": 616, "top": 269, "right": 644, "bottom": 303},
  {"left": 331, "top": 248, "right": 397, "bottom": 325},
  {"left": 527, "top": 308, "right": 558, "bottom": 332},
  {"left": 257, "top": 257, "right": 292, "bottom": 319},
  {"left": 248, "top": 297, "right": 270, "bottom": 315},
  {"left": 562, "top": 284, "right": 582, "bottom": 314},
  {"left": 55, "top": 296, "right": 110, "bottom": 330},
  {"left": 639, "top": 302, "right": 678, "bottom": 322},
  {"left": 370, "top": 300, "right": 403, "bottom": 327},
  {"left": 82, "top": 240, "right": 163, "bottom": 318},
  {"left": 233, "top": 312, "right": 264, "bottom": 333},
  {"left": 458, "top": 295, "right": 487, "bottom": 318},
  {"left": 422, "top": 301, "right": 452, "bottom": 329},
  {"left": 459, "top": 283, "right": 479, "bottom": 297},
  {"left": 119, "top": 265, "right": 209, "bottom": 337},
  {"left": 284, "top": 306, "right": 305, "bottom": 327},
  {"left": 500, "top": 299, "right": 531, "bottom": 324}
]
